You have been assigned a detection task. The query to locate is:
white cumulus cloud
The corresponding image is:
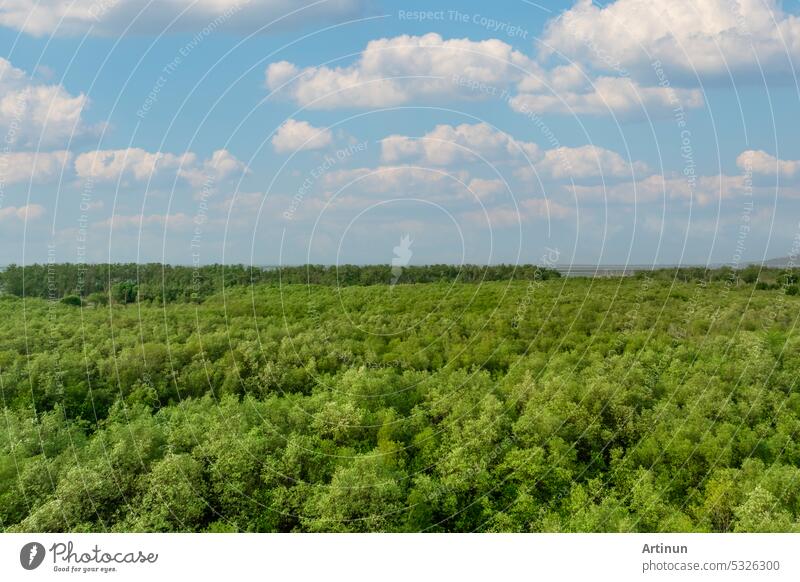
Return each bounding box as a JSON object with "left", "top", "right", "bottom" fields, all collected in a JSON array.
[
  {"left": 541, "top": 0, "right": 800, "bottom": 81},
  {"left": 266, "top": 32, "right": 702, "bottom": 118},
  {"left": 74, "top": 148, "right": 245, "bottom": 185},
  {"left": 536, "top": 145, "right": 650, "bottom": 180},
  {"left": 179, "top": 149, "right": 248, "bottom": 187},
  {"left": 74, "top": 148, "right": 195, "bottom": 181},
  {"left": 380, "top": 123, "right": 649, "bottom": 182},
  {"left": 272, "top": 119, "right": 333, "bottom": 153},
  {"left": 266, "top": 33, "right": 536, "bottom": 109},
  {"left": 0, "top": 204, "right": 46, "bottom": 221},
  {"left": 381, "top": 122, "right": 541, "bottom": 165},
  {"left": 510, "top": 76, "right": 703, "bottom": 118},
  {"left": 0, "top": 150, "right": 72, "bottom": 184},
  {"left": 0, "top": 0, "right": 370, "bottom": 37},
  {"left": 0, "top": 58, "right": 93, "bottom": 147},
  {"left": 737, "top": 150, "right": 800, "bottom": 179}
]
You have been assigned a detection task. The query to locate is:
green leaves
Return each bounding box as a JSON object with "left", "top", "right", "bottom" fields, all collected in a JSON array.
[{"left": 2, "top": 275, "right": 800, "bottom": 532}]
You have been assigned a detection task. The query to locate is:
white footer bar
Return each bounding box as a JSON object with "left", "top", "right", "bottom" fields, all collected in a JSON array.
[{"left": 1, "top": 533, "right": 797, "bottom": 581}]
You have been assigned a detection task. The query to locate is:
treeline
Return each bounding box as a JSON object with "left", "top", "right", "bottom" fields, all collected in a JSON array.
[
  {"left": 638, "top": 265, "right": 798, "bottom": 291},
  {"left": 3, "top": 263, "right": 796, "bottom": 305},
  {"left": 0, "top": 263, "right": 562, "bottom": 303}
]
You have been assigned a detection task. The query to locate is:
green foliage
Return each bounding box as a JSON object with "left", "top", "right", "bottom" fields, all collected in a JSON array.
[
  {"left": 60, "top": 295, "right": 82, "bottom": 307},
  {"left": 2, "top": 275, "right": 800, "bottom": 532},
  {"left": 86, "top": 291, "right": 109, "bottom": 306},
  {"left": 111, "top": 281, "right": 138, "bottom": 304}
]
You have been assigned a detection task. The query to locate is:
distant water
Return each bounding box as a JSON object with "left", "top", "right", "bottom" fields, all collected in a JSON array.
[{"left": 553, "top": 264, "right": 718, "bottom": 278}]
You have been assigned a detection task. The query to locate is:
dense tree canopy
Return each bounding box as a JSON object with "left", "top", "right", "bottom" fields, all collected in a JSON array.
[{"left": 1, "top": 269, "right": 799, "bottom": 532}]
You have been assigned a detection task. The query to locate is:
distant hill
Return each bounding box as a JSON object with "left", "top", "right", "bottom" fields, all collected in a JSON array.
[{"left": 754, "top": 256, "right": 798, "bottom": 268}]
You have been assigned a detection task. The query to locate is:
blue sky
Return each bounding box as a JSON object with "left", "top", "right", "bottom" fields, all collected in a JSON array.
[{"left": 1, "top": 0, "right": 800, "bottom": 267}]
